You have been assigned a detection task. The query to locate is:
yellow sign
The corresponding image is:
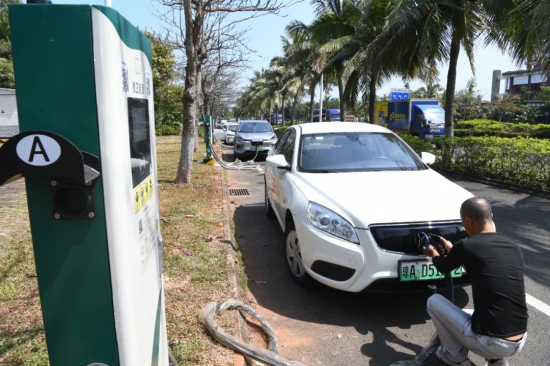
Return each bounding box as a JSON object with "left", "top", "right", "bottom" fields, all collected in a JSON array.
[
  {"left": 375, "top": 102, "right": 388, "bottom": 126},
  {"left": 390, "top": 112, "right": 406, "bottom": 120},
  {"left": 134, "top": 175, "right": 154, "bottom": 213}
]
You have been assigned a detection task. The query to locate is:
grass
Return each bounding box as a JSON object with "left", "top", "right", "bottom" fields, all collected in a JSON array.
[
  {"left": 0, "top": 178, "right": 47, "bottom": 365},
  {"left": 0, "top": 137, "right": 238, "bottom": 365}
]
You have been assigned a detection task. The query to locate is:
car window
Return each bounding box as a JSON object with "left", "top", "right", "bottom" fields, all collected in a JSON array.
[
  {"left": 281, "top": 129, "right": 296, "bottom": 164},
  {"left": 299, "top": 132, "right": 426, "bottom": 172},
  {"left": 239, "top": 122, "right": 272, "bottom": 133},
  {"left": 228, "top": 125, "right": 238, "bottom": 132},
  {"left": 274, "top": 130, "right": 291, "bottom": 154}
]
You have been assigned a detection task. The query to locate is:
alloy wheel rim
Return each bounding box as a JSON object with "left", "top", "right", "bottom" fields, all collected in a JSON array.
[{"left": 286, "top": 230, "right": 304, "bottom": 277}]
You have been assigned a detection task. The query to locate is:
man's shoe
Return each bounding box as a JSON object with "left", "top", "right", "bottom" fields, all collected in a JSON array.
[
  {"left": 435, "top": 347, "right": 472, "bottom": 366},
  {"left": 485, "top": 359, "right": 509, "bottom": 366}
]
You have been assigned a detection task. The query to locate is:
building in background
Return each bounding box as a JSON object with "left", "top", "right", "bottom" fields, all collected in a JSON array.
[
  {"left": 491, "top": 69, "right": 549, "bottom": 101},
  {"left": 0, "top": 89, "right": 18, "bottom": 138}
]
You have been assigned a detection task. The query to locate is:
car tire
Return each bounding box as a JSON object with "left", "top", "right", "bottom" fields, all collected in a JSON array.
[
  {"left": 284, "top": 221, "right": 315, "bottom": 288},
  {"left": 264, "top": 181, "right": 275, "bottom": 219}
]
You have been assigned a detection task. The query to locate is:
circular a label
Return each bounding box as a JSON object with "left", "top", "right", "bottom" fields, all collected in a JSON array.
[{"left": 16, "top": 134, "right": 62, "bottom": 166}]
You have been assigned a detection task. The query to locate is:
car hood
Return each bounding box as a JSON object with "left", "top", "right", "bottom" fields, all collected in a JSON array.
[
  {"left": 237, "top": 132, "right": 276, "bottom": 141},
  {"left": 292, "top": 169, "right": 473, "bottom": 228}
]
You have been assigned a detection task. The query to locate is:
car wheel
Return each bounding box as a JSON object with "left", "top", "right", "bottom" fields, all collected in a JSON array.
[
  {"left": 285, "top": 221, "right": 314, "bottom": 288},
  {"left": 264, "top": 181, "right": 275, "bottom": 219}
]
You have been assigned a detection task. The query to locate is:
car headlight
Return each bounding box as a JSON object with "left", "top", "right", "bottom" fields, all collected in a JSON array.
[
  {"left": 236, "top": 135, "right": 243, "bottom": 143},
  {"left": 265, "top": 134, "right": 277, "bottom": 143},
  {"left": 307, "top": 202, "right": 359, "bottom": 244}
]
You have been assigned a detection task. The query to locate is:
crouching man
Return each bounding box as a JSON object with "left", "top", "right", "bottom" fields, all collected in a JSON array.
[{"left": 423, "top": 197, "right": 528, "bottom": 366}]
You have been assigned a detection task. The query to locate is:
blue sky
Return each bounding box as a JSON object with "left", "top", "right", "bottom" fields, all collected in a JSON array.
[{"left": 46, "top": 0, "right": 520, "bottom": 101}]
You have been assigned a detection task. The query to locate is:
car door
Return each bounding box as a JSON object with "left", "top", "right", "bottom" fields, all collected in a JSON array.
[
  {"left": 266, "top": 130, "right": 291, "bottom": 224},
  {"left": 213, "top": 124, "right": 226, "bottom": 142},
  {"left": 272, "top": 129, "right": 297, "bottom": 222}
]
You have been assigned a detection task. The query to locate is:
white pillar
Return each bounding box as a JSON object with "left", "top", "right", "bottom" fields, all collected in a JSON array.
[
  {"left": 105, "top": 0, "right": 112, "bottom": 6},
  {"left": 319, "top": 74, "right": 323, "bottom": 122}
]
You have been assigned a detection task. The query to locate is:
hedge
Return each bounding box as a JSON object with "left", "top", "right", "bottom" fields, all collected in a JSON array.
[
  {"left": 455, "top": 119, "right": 550, "bottom": 139},
  {"left": 156, "top": 123, "right": 183, "bottom": 136},
  {"left": 401, "top": 135, "right": 550, "bottom": 191}
]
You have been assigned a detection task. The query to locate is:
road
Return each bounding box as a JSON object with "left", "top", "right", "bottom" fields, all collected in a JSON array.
[{"left": 223, "top": 146, "right": 549, "bottom": 366}]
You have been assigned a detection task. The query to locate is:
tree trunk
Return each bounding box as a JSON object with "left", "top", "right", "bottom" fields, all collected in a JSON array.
[
  {"left": 194, "top": 65, "right": 203, "bottom": 153},
  {"left": 338, "top": 69, "right": 346, "bottom": 121},
  {"left": 368, "top": 72, "right": 377, "bottom": 125},
  {"left": 445, "top": 32, "right": 461, "bottom": 138},
  {"left": 309, "top": 83, "right": 315, "bottom": 122},
  {"left": 176, "top": 0, "right": 198, "bottom": 185},
  {"left": 291, "top": 94, "right": 297, "bottom": 125},
  {"left": 281, "top": 94, "right": 286, "bottom": 125}
]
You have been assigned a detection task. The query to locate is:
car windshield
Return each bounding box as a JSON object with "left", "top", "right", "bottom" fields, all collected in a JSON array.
[
  {"left": 328, "top": 115, "right": 340, "bottom": 121},
  {"left": 228, "top": 125, "right": 238, "bottom": 132},
  {"left": 239, "top": 122, "right": 272, "bottom": 133},
  {"left": 299, "top": 132, "right": 426, "bottom": 172},
  {"left": 423, "top": 110, "right": 445, "bottom": 125}
]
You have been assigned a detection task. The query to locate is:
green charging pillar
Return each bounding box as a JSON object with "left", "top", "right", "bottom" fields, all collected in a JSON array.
[
  {"left": 0, "top": 4, "right": 171, "bottom": 365},
  {"left": 204, "top": 115, "right": 212, "bottom": 159}
]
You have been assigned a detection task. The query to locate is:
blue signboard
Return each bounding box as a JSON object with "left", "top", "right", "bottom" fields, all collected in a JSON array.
[{"left": 390, "top": 91, "right": 410, "bottom": 100}]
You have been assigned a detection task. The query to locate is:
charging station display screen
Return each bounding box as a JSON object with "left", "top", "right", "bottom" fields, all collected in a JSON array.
[{"left": 128, "top": 98, "right": 152, "bottom": 188}]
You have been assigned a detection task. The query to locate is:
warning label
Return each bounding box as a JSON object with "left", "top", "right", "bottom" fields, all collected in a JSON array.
[{"left": 134, "top": 175, "right": 154, "bottom": 213}]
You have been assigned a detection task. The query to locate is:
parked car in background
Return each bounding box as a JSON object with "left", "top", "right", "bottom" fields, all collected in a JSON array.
[
  {"left": 224, "top": 123, "right": 239, "bottom": 144},
  {"left": 234, "top": 120, "right": 277, "bottom": 159},
  {"left": 264, "top": 122, "right": 473, "bottom": 292},
  {"left": 214, "top": 122, "right": 238, "bottom": 144}
]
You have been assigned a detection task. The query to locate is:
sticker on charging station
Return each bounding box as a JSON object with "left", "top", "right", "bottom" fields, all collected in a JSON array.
[
  {"left": 122, "top": 60, "right": 129, "bottom": 95},
  {"left": 134, "top": 175, "right": 154, "bottom": 213},
  {"left": 16, "top": 135, "right": 62, "bottom": 166}
]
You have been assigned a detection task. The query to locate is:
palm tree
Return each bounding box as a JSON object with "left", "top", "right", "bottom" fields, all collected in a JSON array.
[
  {"left": 307, "top": 0, "right": 356, "bottom": 121},
  {"left": 317, "top": 0, "right": 398, "bottom": 124},
  {"left": 285, "top": 20, "right": 324, "bottom": 122},
  {"left": 382, "top": 0, "right": 486, "bottom": 137},
  {"left": 487, "top": 0, "right": 550, "bottom": 75}
]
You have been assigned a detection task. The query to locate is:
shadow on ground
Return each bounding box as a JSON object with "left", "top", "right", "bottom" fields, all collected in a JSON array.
[{"left": 233, "top": 203, "right": 470, "bottom": 365}]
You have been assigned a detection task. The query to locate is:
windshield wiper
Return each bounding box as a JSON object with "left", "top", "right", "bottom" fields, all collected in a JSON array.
[{"left": 308, "top": 169, "right": 338, "bottom": 173}]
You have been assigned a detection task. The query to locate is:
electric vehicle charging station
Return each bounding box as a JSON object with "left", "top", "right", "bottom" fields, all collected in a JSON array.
[{"left": 0, "top": 4, "right": 171, "bottom": 365}]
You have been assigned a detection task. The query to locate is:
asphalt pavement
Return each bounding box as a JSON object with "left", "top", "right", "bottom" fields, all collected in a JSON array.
[{"left": 223, "top": 146, "right": 549, "bottom": 366}]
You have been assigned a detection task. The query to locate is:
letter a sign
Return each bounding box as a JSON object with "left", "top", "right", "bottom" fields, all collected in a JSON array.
[{"left": 16, "top": 135, "right": 62, "bottom": 166}]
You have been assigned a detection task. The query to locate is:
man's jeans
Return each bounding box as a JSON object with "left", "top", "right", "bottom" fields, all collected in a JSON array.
[{"left": 427, "top": 294, "right": 527, "bottom": 362}]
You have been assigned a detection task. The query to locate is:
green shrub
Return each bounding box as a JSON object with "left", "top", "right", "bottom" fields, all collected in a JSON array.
[
  {"left": 456, "top": 119, "right": 550, "bottom": 138},
  {"left": 436, "top": 136, "right": 550, "bottom": 190},
  {"left": 174, "top": 122, "right": 183, "bottom": 135},
  {"left": 274, "top": 126, "right": 289, "bottom": 137},
  {"left": 156, "top": 125, "right": 177, "bottom": 136},
  {"left": 396, "top": 133, "right": 435, "bottom": 154}
]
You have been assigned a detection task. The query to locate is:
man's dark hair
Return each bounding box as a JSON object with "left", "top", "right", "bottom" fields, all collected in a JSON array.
[{"left": 460, "top": 197, "right": 493, "bottom": 225}]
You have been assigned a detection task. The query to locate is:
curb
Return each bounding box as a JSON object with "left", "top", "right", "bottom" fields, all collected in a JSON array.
[
  {"left": 220, "top": 166, "right": 253, "bottom": 366},
  {"left": 434, "top": 168, "right": 550, "bottom": 200}
]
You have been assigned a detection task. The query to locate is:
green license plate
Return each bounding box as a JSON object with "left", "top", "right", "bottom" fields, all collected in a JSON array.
[{"left": 399, "top": 260, "right": 462, "bottom": 282}]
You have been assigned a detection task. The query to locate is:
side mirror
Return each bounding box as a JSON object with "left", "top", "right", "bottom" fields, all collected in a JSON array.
[
  {"left": 266, "top": 154, "right": 291, "bottom": 171},
  {"left": 421, "top": 152, "right": 436, "bottom": 166}
]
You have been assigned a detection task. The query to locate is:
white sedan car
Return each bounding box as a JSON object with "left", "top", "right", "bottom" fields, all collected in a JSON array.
[{"left": 264, "top": 122, "right": 473, "bottom": 292}]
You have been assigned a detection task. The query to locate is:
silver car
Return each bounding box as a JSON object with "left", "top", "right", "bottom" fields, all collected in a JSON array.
[{"left": 234, "top": 120, "right": 277, "bottom": 159}]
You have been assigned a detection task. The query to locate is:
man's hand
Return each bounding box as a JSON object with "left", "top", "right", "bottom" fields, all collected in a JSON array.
[
  {"left": 423, "top": 245, "right": 440, "bottom": 258},
  {"left": 438, "top": 237, "right": 453, "bottom": 255}
]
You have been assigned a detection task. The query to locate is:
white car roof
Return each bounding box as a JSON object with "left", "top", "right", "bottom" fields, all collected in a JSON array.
[{"left": 297, "top": 122, "right": 390, "bottom": 134}]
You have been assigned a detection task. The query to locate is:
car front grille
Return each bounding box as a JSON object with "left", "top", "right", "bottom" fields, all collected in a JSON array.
[
  {"left": 369, "top": 222, "right": 468, "bottom": 256},
  {"left": 251, "top": 141, "right": 263, "bottom": 146}
]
